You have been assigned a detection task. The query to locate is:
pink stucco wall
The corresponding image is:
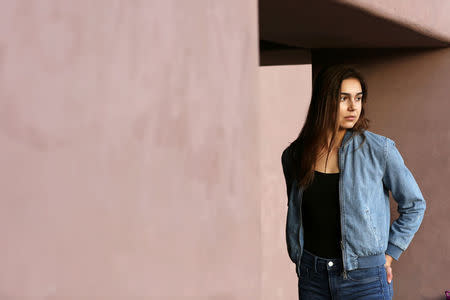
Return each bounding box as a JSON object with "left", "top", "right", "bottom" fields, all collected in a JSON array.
[
  {"left": 259, "top": 64, "right": 312, "bottom": 300},
  {"left": 0, "top": 1, "right": 260, "bottom": 298},
  {"left": 338, "top": 0, "right": 450, "bottom": 42}
]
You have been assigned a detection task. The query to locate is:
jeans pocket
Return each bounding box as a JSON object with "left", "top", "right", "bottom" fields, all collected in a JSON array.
[
  {"left": 389, "top": 279, "right": 394, "bottom": 297},
  {"left": 298, "top": 263, "right": 309, "bottom": 282},
  {"left": 346, "top": 265, "right": 380, "bottom": 284},
  {"left": 385, "top": 267, "right": 394, "bottom": 296}
]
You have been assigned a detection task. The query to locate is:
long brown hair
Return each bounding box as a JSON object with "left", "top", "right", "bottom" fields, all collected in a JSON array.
[{"left": 283, "top": 64, "right": 370, "bottom": 191}]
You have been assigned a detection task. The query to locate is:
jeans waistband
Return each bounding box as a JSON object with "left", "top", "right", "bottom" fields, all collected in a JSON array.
[{"left": 301, "top": 248, "right": 344, "bottom": 273}]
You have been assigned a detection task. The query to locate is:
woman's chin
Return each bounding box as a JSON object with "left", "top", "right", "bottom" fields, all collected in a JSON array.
[{"left": 339, "top": 124, "right": 356, "bottom": 131}]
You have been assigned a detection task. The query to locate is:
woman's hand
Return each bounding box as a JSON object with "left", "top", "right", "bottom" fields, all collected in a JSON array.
[{"left": 384, "top": 254, "right": 394, "bottom": 284}]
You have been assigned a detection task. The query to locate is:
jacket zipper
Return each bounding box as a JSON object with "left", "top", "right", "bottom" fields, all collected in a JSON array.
[
  {"left": 339, "top": 145, "right": 348, "bottom": 280},
  {"left": 340, "top": 240, "right": 348, "bottom": 279}
]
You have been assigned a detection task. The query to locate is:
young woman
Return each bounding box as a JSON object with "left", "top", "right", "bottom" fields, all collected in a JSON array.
[{"left": 281, "top": 65, "right": 426, "bottom": 299}]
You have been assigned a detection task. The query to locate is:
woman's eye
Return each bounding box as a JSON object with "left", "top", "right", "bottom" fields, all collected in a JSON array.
[
  {"left": 356, "top": 97, "right": 362, "bottom": 101},
  {"left": 340, "top": 96, "right": 346, "bottom": 101}
]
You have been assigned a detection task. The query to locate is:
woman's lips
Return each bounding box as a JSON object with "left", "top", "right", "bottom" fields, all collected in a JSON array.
[{"left": 345, "top": 116, "right": 356, "bottom": 120}]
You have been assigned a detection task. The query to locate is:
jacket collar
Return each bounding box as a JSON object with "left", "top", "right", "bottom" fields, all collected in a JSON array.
[{"left": 341, "top": 128, "right": 357, "bottom": 148}]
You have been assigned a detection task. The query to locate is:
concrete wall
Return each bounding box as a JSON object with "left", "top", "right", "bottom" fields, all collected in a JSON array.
[
  {"left": 259, "top": 64, "right": 311, "bottom": 299},
  {"left": 337, "top": 0, "right": 450, "bottom": 42},
  {"left": 0, "top": 1, "right": 260, "bottom": 299}
]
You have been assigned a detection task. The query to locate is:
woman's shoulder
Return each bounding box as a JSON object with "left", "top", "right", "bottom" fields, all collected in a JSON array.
[
  {"left": 361, "top": 129, "right": 395, "bottom": 146},
  {"left": 281, "top": 145, "right": 294, "bottom": 170},
  {"left": 281, "top": 139, "right": 299, "bottom": 164}
]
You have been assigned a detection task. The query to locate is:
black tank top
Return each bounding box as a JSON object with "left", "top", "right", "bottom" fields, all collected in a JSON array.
[{"left": 302, "top": 170, "right": 342, "bottom": 258}]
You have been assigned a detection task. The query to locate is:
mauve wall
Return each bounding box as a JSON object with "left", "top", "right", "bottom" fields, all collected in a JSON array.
[
  {"left": 338, "top": 0, "right": 450, "bottom": 42},
  {"left": 259, "top": 64, "right": 311, "bottom": 300},
  {"left": 0, "top": 1, "right": 260, "bottom": 299}
]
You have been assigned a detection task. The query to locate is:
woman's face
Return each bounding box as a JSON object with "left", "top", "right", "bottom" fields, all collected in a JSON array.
[{"left": 338, "top": 77, "right": 363, "bottom": 130}]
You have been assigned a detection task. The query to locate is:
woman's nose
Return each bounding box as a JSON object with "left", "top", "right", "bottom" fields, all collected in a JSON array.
[{"left": 348, "top": 99, "right": 356, "bottom": 109}]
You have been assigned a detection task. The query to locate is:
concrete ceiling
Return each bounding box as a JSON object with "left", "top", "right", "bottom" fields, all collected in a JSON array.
[{"left": 259, "top": 0, "right": 450, "bottom": 49}]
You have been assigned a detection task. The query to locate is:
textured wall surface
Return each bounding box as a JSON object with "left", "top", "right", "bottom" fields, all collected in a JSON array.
[
  {"left": 259, "top": 0, "right": 450, "bottom": 49},
  {"left": 259, "top": 64, "right": 312, "bottom": 299},
  {"left": 338, "top": 0, "right": 450, "bottom": 42},
  {"left": 0, "top": 1, "right": 260, "bottom": 299}
]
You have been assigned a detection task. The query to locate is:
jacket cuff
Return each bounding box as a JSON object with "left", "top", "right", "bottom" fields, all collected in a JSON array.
[{"left": 385, "top": 242, "right": 403, "bottom": 261}]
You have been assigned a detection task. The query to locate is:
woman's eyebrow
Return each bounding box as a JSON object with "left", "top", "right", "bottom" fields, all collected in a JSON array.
[{"left": 340, "top": 92, "right": 363, "bottom": 95}]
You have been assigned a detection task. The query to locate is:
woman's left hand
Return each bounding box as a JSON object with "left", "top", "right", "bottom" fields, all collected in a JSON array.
[{"left": 384, "top": 254, "right": 394, "bottom": 284}]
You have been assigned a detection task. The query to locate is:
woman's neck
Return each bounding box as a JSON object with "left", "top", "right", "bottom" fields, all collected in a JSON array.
[{"left": 327, "top": 129, "right": 347, "bottom": 149}]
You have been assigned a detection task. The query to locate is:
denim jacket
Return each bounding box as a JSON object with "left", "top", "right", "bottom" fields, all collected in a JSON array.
[{"left": 282, "top": 129, "right": 426, "bottom": 279}]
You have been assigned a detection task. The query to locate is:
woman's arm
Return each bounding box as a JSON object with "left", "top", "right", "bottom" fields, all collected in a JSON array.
[{"left": 382, "top": 138, "right": 427, "bottom": 261}]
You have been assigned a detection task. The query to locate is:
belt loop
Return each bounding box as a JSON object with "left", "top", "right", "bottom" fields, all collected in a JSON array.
[{"left": 314, "top": 256, "right": 318, "bottom": 273}]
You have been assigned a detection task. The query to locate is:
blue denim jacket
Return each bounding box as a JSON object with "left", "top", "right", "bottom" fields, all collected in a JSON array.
[{"left": 282, "top": 129, "right": 426, "bottom": 279}]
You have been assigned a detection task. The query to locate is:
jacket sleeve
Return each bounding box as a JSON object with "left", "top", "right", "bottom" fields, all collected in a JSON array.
[
  {"left": 282, "top": 147, "right": 301, "bottom": 265},
  {"left": 382, "top": 138, "right": 427, "bottom": 261}
]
